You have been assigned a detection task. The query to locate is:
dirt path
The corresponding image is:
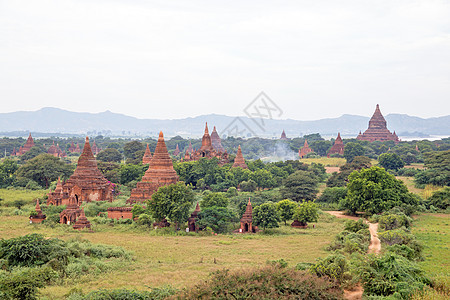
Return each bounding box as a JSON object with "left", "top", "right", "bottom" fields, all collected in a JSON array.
[
  {"left": 368, "top": 223, "right": 381, "bottom": 254},
  {"left": 324, "top": 211, "right": 381, "bottom": 299}
]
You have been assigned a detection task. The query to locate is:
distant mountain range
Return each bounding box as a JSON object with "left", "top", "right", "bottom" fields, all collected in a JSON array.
[{"left": 0, "top": 107, "right": 449, "bottom": 139}]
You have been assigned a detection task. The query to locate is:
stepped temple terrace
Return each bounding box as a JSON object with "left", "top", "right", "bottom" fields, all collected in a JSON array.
[
  {"left": 47, "top": 137, "right": 113, "bottom": 206},
  {"left": 327, "top": 133, "right": 345, "bottom": 157},
  {"left": 357, "top": 104, "right": 399, "bottom": 142},
  {"left": 127, "top": 131, "right": 179, "bottom": 204}
]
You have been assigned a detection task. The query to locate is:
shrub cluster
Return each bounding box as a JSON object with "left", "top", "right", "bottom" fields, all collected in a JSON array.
[
  {"left": 0, "top": 234, "right": 131, "bottom": 299},
  {"left": 179, "top": 266, "right": 343, "bottom": 299}
]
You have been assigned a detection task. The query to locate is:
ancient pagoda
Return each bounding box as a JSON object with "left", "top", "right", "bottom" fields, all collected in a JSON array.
[
  {"left": 188, "top": 202, "right": 201, "bottom": 232},
  {"left": 239, "top": 198, "right": 256, "bottom": 233},
  {"left": 91, "top": 141, "right": 100, "bottom": 155},
  {"left": 16, "top": 133, "right": 35, "bottom": 155},
  {"left": 142, "top": 144, "right": 152, "bottom": 164},
  {"left": 127, "top": 131, "right": 179, "bottom": 204},
  {"left": 173, "top": 144, "right": 180, "bottom": 156},
  {"left": 327, "top": 133, "right": 345, "bottom": 157},
  {"left": 183, "top": 123, "right": 228, "bottom": 164},
  {"left": 74, "top": 143, "right": 81, "bottom": 153},
  {"left": 47, "top": 141, "right": 66, "bottom": 158},
  {"left": 298, "top": 139, "right": 312, "bottom": 158},
  {"left": 187, "top": 141, "right": 193, "bottom": 154},
  {"left": 232, "top": 145, "right": 248, "bottom": 169},
  {"left": 357, "top": 104, "right": 399, "bottom": 142},
  {"left": 211, "top": 126, "right": 225, "bottom": 151},
  {"left": 47, "top": 177, "right": 65, "bottom": 206},
  {"left": 29, "top": 200, "right": 46, "bottom": 224},
  {"left": 72, "top": 208, "right": 92, "bottom": 230},
  {"left": 60, "top": 195, "right": 82, "bottom": 225},
  {"left": 47, "top": 137, "right": 113, "bottom": 206},
  {"left": 280, "top": 130, "right": 288, "bottom": 140},
  {"left": 68, "top": 141, "right": 77, "bottom": 153}
]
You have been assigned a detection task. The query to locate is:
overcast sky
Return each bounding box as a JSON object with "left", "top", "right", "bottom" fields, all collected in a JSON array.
[{"left": 1, "top": 0, "right": 449, "bottom": 120}]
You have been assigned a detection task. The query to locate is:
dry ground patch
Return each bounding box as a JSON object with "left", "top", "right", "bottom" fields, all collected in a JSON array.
[{"left": 0, "top": 214, "right": 343, "bottom": 298}]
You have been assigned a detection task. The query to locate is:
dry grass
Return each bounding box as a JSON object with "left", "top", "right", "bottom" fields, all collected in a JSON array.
[
  {"left": 405, "top": 163, "right": 425, "bottom": 170},
  {"left": 396, "top": 176, "right": 424, "bottom": 195},
  {"left": 0, "top": 213, "right": 344, "bottom": 299},
  {"left": 301, "top": 157, "right": 346, "bottom": 167}
]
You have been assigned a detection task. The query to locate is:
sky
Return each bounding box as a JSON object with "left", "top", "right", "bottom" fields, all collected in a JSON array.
[{"left": 1, "top": 0, "right": 449, "bottom": 120}]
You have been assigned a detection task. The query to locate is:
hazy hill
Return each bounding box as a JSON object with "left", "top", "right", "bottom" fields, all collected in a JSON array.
[{"left": 0, "top": 107, "right": 448, "bottom": 138}]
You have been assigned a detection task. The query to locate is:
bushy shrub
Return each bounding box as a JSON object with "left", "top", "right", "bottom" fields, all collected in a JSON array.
[
  {"left": 344, "top": 218, "right": 368, "bottom": 233},
  {"left": 0, "top": 266, "right": 57, "bottom": 300},
  {"left": 328, "top": 230, "right": 370, "bottom": 254},
  {"left": 0, "top": 234, "right": 69, "bottom": 268},
  {"left": 378, "top": 213, "right": 412, "bottom": 231},
  {"left": 426, "top": 187, "right": 449, "bottom": 210},
  {"left": 360, "top": 253, "right": 430, "bottom": 298},
  {"left": 310, "top": 253, "right": 352, "bottom": 283},
  {"left": 180, "top": 266, "right": 342, "bottom": 299},
  {"left": 67, "top": 286, "right": 177, "bottom": 300},
  {"left": 317, "top": 187, "right": 348, "bottom": 204},
  {"left": 397, "top": 168, "right": 420, "bottom": 177},
  {"left": 379, "top": 229, "right": 423, "bottom": 260}
]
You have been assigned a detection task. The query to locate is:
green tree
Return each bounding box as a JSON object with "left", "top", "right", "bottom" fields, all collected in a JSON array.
[
  {"left": 148, "top": 182, "right": 195, "bottom": 229},
  {"left": 310, "top": 140, "right": 332, "bottom": 156},
  {"left": 96, "top": 148, "right": 122, "bottom": 163},
  {"left": 342, "top": 166, "right": 419, "bottom": 214},
  {"left": 20, "top": 145, "right": 47, "bottom": 162},
  {"left": 344, "top": 142, "right": 365, "bottom": 162},
  {"left": 414, "top": 150, "right": 449, "bottom": 186},
  {"left": 201, "top": 192, "right": 228, "bottom": 209},
  {"left": 253, "top": 202, "right": 281, "bottom": 229},
  {"left": 280, "top": 170, "right": 319, "bottom": 201},
  {"left": 123, "top": 141, "right": 145, "bottom": 161},
  {"left": 276, "top": 199, "right": 298, "bottom": 225},
  {"left": 0, "top": 159, "right": 18, "bottom": 188},
  {"left": 378, "top": 152, "right": 404, "bottom": 171},
  {"left": 15, "top": 154, "right": 74, "bottom": 188},
  {"left": 317, "top": 187, "right": 348, "bottom": 203},
  {"left": 197, "top": 206, "right": 237, "bottom": 233},
  {"left": 119, "top": 164, "right": 146, "bottom": 184},
  {"left": 327, "top": 156, "right": 371, "bottom": 187},
  {"left": 293, "top": 201, "right": 319, "bottom": 226}
]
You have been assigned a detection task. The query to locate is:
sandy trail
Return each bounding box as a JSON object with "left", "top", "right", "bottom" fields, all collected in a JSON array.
[{"left": 324, "top": 211, "right": 381, "bottom": 299}]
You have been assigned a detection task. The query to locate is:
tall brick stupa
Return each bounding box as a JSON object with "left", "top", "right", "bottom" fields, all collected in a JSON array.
[
  {"left": 357, "top": 104, "right": 399, "bottom": 142},
  {"left": 127, "top": 131, "right": 179, "bottom": 204}
]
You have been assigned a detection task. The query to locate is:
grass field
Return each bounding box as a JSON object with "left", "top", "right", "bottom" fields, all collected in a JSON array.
[
  {"left": 0, "top": 211, "right": 344, "bottom": 299},
  {"left": 300, "top": 157, "right": 346, "bottom": 167},
  {"left": 412, "top": 213, "right": 450, "bottom": 286}
]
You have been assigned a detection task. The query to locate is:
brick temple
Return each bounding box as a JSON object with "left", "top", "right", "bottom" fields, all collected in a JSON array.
[
  {"left": 13, "top": 133, "right": 35, "bottom": 156},
  {"left": 183, "top": 123, "right": 228, "bottom": 164},
  {"left": 142, "top": 144, "right": 152, "bottom": 164},
  {"left": 280, "top": 130, "right": 288, "bottom": 140},
  {"left": 232, "top": 145, "right": 248, "bottom": 169},
  {"left": 357, "top": 104, "right": 399, "bottom": 142},
  {"left": 327, "top": 133, "right": 345, "bottom": 157},
  {"left": 47, "top": 137, "right": 113, "bottom": 206},
  {"left": 47, "top": 141, "right": 66, "bottom": 158},
  {"left": 210, "top": 126, "right": 225, "bottom": 152},
  {"left": 298, "top": 139, "right": 312, "bottom": 158},
  {"left": 127, "top": 131, "right": 179, "bottom": 204}
]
